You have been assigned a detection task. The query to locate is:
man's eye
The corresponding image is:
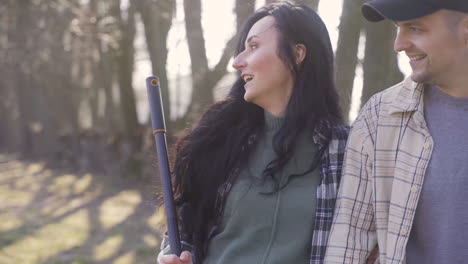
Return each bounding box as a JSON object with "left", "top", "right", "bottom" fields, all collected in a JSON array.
[{"left": 409, "top": 26, "right": 421, "bottom": 32}]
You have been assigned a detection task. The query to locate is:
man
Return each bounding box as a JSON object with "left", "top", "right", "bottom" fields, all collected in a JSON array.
[{"left": 324, "top": 0, "right": 468, "bottom": 263}]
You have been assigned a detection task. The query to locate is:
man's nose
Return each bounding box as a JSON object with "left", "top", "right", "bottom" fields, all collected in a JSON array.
[{"left": 394, "top": 31, "right": 411, "bottom": 53}]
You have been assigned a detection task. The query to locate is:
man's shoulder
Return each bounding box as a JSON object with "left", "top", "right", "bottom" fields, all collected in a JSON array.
[
  {"left": 361, "top": 77, "right": 417, "bottom": 116},
  {"left": 368, "top": 79, "right": 408, "bottom": 106}
]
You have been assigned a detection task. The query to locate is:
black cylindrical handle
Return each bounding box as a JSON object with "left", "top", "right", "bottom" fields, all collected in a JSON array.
[{"left": 146, "top": 76, "right": 182, "bottom": 256}]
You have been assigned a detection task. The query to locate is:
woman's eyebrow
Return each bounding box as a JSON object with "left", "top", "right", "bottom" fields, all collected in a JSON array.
[
  {"left": 244, "top": 24, "right": 274, "bottom": 46},
  {"left": 246, "top": 35, "right": 259, "bottom": 45}
]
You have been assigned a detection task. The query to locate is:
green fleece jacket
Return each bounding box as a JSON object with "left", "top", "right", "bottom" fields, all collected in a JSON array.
[{"left": 203, "top": 111, "right": 321, "bottom": 264}]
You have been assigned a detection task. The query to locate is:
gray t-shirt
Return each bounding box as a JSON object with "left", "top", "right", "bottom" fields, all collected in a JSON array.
[{"left": 406, "top": 85, "right": 468, "bottom": 263}]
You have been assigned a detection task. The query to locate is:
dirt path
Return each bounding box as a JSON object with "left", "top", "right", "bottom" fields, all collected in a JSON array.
[{"left": 0, "top": 154, "right": 165, "bottom": 264}]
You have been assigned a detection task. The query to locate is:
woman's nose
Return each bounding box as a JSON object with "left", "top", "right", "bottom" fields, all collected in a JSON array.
[{"left": 232, "top": 53, "right": 246, "bottom": 71}]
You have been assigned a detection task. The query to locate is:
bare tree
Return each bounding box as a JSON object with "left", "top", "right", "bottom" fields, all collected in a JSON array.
[
  {"left": 112, "top": 0, "right": 140, "bottom": 147},
  {"left": 0, "top": 0, "right": 19, "bottom": 151},
  {"left": 9, "top": 0, "right": 33, "bottom": 153},
  {"left": 334, "top": 0, "right": 366, "bottom": 123},
  {"left": 5, "top": 0, "right": 86, "bottom": 157},
  {"left": 298, "top": 0, "right": 320, "bottom": 11},
  {"left": 265, "top": 0, "right": 319, "bottom": 10},
  {"left": 361, "top": 21, "right": 404, "bottom": 108},
  {"left": 136, "top": 0, "right": 175, "bottom": 129},
  {"left": 45, "top": 0, "right": 81, "bottom": 158},
  {"left": 179, "top": 0, "right": 240, "bottom": 127},
  {"left": 1, "top": 0, "right": 140, "bottom": 159},
  {"left": 8, "top": 0, "right": 62, "bottom": 156},
  {"left": 92, "top": 1, "right": 118, "bottom": 134},
  {"left": 236, "top": 0, "right": 256, "bottom": 32}
]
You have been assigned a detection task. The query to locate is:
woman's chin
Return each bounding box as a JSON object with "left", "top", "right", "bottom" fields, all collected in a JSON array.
[{"left": 243, "top": 93, "right": 255, "bottom": 103}]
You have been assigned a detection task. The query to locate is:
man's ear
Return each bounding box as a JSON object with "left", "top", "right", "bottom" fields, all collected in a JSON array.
[{"left": 295, "top": 44, "right": 306, "bottom": 65}]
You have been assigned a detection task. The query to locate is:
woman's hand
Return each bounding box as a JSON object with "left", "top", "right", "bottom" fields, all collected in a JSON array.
[{"left": 158, "top": 251, "right": 193, "bottom": 264}]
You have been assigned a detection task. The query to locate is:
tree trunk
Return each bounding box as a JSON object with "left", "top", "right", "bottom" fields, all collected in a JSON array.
[
  {"left": 88, "top": 0, "right": 101, "bottom": 129},
  {"left": 0, "top": 0, "right": 19, "bottom": 151},
  {"left": 100, "top": 45, "right": 117, "bottom": 134},
  {"left": 298, "top": 0, "right": 320, "bottom": 11},
  {"left": 178, "top": 0, "right": 240, "bottom": 128},
  {"left": 12, "top": 0, "right": 33, "bottom": 154},
  {"left": 10, "top": 1, "right": 63, "bottom": 157},
  {"left": 90, "top": 0, "right": 117, "bottom": 134},
  {"left": 361, "top": 21, "right": 404, "bottom": 108},
  {"left": 43, "top": 0, "right": 80, "bottom": 160},
  {"left": 235, "top": 0, "right": 256, "bottom": 32},
  {"left": 136, "top": 0, "right": 175, "bottom": 128},
  {"left": 183, "top": 0, "right": 211, "bottom": 112},
  {"left": 334, "top": 0, "right": 366, "bottom": 123},
  {"left": 114, "top": 0, "right": 140, "bottom": 147}
]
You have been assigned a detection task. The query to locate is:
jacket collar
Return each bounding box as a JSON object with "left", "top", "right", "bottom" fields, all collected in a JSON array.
[{"left": 388, "top": 77, "right": 426, "bottom": 115}]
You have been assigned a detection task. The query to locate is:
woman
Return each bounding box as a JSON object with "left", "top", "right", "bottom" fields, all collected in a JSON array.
[{"left": 159, "top": 2, "right": 348, "bottom": 263}]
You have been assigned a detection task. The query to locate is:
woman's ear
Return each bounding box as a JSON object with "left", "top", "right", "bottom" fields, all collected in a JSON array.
[{"left": 295, "top": 44, "right": 306, "bottom": 65}]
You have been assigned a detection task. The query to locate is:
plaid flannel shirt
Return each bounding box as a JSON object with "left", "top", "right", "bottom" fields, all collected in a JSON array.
[
  {"left": 159, "top": 122, "right": 349, "bottom": 264},
  {"left": 325, "top": 78, "right": 433, "bottom": 264}
]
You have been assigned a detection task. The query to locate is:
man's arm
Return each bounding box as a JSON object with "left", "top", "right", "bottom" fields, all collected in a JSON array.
[{"left": 324, "top": 101, "right": 378, "bottom": 263}]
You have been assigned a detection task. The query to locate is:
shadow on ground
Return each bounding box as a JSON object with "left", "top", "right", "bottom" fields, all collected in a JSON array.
[{"left": 0, "top": 153, "right": 166, "bottom": 264}]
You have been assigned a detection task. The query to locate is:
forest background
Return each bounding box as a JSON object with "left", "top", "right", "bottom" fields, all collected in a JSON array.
[{"left": 0, "top": 0, "right": 405, "bottom": 263}]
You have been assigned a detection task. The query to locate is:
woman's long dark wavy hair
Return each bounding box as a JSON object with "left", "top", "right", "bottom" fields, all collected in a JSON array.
[{"left": 172, "top": 1, "right": 342, "bottom": 262}]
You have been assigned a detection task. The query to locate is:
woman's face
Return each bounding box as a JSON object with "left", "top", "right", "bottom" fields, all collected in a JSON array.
[{"left": 232, "top": 16, "right": 294, "bottom": 116}]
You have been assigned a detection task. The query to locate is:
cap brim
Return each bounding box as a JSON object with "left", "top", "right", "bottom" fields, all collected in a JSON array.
[{"left": 362, "top": 0, "right": 440, "bottom": 22}]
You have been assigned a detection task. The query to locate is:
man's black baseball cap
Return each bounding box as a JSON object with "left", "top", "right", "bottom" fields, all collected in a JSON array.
[{"left": 362, "top": 0, "right": 468, "bottom": 22}]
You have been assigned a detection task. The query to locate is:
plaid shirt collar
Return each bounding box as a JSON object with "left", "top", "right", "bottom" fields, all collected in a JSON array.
[{"left": 388, "top": 77, "right": 425, "bottom": 115}]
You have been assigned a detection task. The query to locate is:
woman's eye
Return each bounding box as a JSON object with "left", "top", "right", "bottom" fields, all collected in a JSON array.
[{"left": 249, "top": 43, "right": 258, "bottom": 49}]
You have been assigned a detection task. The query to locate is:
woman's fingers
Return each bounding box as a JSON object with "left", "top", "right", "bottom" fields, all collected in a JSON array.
[
  {"left": 159, "top": 254, "right": 182, "bottom": 264},
  {"left": 180, "top": 251, "right": 193, "bottom": 263},
  {"left": 159, "top": 251, "right": 192, "bottom": 264}
]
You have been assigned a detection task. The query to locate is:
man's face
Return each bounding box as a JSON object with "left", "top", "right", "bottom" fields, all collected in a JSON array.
[{"left": 394, "top": 10, "right": 468, "bottom": 85}]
